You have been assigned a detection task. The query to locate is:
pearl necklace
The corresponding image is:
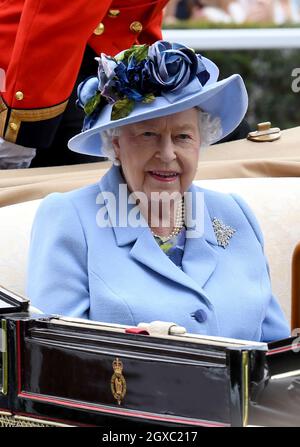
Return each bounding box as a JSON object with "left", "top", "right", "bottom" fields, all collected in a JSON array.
[{"left": 151, "top": 198, "right": 185, "bottom": 243}]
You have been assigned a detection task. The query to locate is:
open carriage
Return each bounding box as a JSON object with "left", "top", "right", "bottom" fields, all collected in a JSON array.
[{"left": 1, "top": 126, "right": 300, "bottom": 427}]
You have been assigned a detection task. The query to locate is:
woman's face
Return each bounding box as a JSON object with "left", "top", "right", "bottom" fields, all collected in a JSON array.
[{"left": 112, "top": 108, "right": 201, "bottom": 199}]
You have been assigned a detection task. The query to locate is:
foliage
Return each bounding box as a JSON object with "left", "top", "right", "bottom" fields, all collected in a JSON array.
[
  {"left": 201, "top": 49, "right": 300, "bottom": 130},
  {"left": 162, "top": 23, "right": 300, "bottom": 129}
]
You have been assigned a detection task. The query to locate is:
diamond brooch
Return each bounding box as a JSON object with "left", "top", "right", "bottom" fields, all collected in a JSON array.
[{"left": 211, "top": 218, "right": 236, "bottom": 248}]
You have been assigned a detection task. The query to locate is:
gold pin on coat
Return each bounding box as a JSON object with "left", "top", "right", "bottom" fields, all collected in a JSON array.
[
  {"left": 15, "top": 91, "right": 24, "bottom": 101},
  {"left": 93, "top": 23, "right": 105, "bottom": 36},
  {"left": 111, "top": 358, "right": 126, "bottom": 405},
  {"left": 247, "top": 122, "right": 281, "bottom": 142},
  {"left": 108, "top": 9, "right": 120, "bottom": 18},
  {"left": 130, "top": 21, "right": 143, "bottom": 33}
]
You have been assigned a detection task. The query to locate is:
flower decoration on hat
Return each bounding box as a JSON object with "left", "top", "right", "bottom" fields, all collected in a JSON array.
[{"left": 77, "top": 41, "right": 210, "bottom": 130}]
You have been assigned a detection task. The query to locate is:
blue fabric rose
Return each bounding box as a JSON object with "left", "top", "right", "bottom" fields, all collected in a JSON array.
[
  {"left": 113, "top": 60, "right": 145, "bottom": 101},
  {"left": 77, "top": 76, "right": 99, "bottom": 109},
  {"left": 77, "top": 76, "right": 106, "bottom": 130},
  {"left": 100, "top": 56, "right": 152, "bottom": 104},
  {"left": 145, "top": 41, "right": 210, "bottom": 92},
  {"left": 77, "top": 41, "right": 212, "bottom": 122}
]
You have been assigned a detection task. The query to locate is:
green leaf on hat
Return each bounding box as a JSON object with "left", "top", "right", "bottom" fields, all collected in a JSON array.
[
  {"left": 133, "top": 44, "right": 149, "bottom": 63},
  {"left": 142, "top": 93, "right": 156, "bottom": 104},
  {"left": 111, "top": 97, "right": 135, "bottom": 120},
  {"left": 84, "top": 92, "right": 101, "bottom": 116},
  {"left": 120, "top": 44, "right": 149, "bottom": 63},
  {"left": 118, "top": 47, "right": 135, "bottom": 61}
]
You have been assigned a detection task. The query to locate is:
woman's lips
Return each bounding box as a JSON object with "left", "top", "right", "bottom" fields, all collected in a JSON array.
[{"left": 148, "top": 170, "right": 180, "bottom": 183}]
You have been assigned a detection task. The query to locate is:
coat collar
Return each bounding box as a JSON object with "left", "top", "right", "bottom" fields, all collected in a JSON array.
[
  {"left": 98, "top": 165, "right": 146, "bottom": 246},
  {"left": 98, "top": 166, "right": 219, "bottom": 305}
]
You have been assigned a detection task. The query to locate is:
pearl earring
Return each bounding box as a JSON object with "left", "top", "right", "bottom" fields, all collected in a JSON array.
[{"left": 113, "top": 159, "right": 121, "bottom": 167}]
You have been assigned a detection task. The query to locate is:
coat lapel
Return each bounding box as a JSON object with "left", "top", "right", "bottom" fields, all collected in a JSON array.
[
  {"left": 129, "top": 227, "right": 213, "bottom": 308},
  {"left": 98, "top": 168, "right": 219, "bottom": 307},
  {"left": 182, "top": 205, "right": 219, "bottom": 290}
]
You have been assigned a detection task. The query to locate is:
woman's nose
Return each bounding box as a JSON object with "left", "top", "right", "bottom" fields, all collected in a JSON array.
[{"left": 156, "top": 137, "right": 176, "bottom": 163}]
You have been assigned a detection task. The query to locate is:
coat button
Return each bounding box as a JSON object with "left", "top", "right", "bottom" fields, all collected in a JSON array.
[
  {"left": 15, "top": 91, "right": 24, "bottom": 101},
  {"left": 192, "top": 309, "right": 207, "bottom": 323},
  {"left": 130, "top": 21, "right": 143, "bottom": 34},
  {"left": 94, "top": 23, "right": 105, "bottom": 35},
  {"left": 108, "top": 9, "right": 120, "bottom": 18}
]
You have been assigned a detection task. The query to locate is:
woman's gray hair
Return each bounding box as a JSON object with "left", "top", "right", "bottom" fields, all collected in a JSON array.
[{"left": 100, "top": 109, "right": 222, "bottom": 161}]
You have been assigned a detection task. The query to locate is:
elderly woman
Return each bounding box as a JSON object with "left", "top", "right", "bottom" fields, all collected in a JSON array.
[{"left": 27, "top": 41, "right": 289, "bottom": 342}]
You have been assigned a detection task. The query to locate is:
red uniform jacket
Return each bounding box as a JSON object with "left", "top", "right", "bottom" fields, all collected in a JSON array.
[{"left": 0, "top": 0, "right": 168, "bottom": 148}]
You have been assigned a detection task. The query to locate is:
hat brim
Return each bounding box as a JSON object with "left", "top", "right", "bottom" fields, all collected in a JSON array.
[{"left": 68, "top": 74, "right": 248, "bottom": 156}]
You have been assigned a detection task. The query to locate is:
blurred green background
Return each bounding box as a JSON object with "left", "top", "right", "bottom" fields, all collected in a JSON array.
[
  {"left": 164, "top": 23, "right": 300, "bottom": 130},
  {"left": 201, "top": 48, "right": 300, "bottom": 130}
]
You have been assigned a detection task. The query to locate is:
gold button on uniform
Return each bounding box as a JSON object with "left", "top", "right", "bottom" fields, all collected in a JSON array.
[
  {"left": 130, "top": 21, "right": 143, "bottom": 34},
  {"left": 108, "top": 9, "right": 120, "bottom": 18},
  {"left": 94, "top": 23, "right": 105, "bottom": 35},
  {"left": 15, "top": 91, "right": 24, "bottom": 101},
  {"left": 9, "top": 123, "right": 18, "bottom": 131}
]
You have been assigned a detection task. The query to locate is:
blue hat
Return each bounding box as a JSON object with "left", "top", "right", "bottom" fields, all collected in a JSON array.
[{"left": 68, "top": 41, "right": 248, "bottom": 156}]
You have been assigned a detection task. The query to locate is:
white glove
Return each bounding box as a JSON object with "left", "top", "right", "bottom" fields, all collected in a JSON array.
[{"left": 0, "top": 137, "right": 36, "bottom": 169}]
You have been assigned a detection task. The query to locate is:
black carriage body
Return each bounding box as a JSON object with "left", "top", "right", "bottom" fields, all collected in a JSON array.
[
  {"left": 1, "top": 314, "right": 256, "bottom": 427},
  {"left": 1, "top": 288, "right": 300, "bottom": 427}
]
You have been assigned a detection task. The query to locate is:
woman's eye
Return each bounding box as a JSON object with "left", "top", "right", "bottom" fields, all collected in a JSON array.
[
  {"left": 177, "top": 134, "right": 192, "bottom": 140},
  {"left": 142, "top": 132, "right": 156, "bottom": 137}
]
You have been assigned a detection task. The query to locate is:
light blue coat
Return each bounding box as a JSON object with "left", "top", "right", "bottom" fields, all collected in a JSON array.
[{"left": 27, "top": 166, "right": 290, "bottom": 342}]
